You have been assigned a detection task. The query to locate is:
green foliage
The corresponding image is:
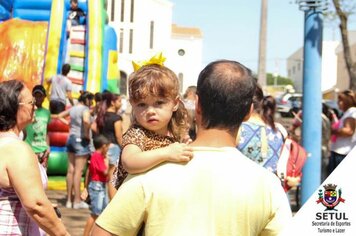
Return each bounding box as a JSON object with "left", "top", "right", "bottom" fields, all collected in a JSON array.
[{"left": 266, "top": 73, "right": 294, "bottom": 86}]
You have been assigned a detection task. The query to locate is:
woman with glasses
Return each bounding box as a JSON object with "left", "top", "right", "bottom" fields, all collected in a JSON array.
[
  {"left": 329, "top": 90, "right": 356, "bottom": 174},
  {"left": 0, "top": 80, "right": 69, "bottom": 235}
]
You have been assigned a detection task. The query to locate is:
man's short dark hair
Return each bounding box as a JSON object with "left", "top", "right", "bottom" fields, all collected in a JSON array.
[
  {"left": 62, "top": 64, "right": 71, "bottom": 76},
  {"left": 0, "top": 80, "right": 24, "bottom": 131},
  {"left": 196, "top": 60, "right": 256, "bottom": 133},
  {"left": 93, "top": 135, "right": 110, "bottom": 150}
]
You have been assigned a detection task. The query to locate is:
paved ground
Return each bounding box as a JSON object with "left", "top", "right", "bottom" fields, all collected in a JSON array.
[{"left": 46, "top": 190, "right": 89, "bottom": 236}]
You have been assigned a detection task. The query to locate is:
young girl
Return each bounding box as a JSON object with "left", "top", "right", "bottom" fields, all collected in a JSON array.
[
  {"left": 329, "top": 89, "right": 356, "bottom": 174},
  {"left": 114, "top": 64, "right": 193, "bottom": 188}
]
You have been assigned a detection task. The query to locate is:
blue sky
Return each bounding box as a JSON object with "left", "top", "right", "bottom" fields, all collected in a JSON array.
[{"left": 171, "top": 0, "right": 356, "bottom": 77}]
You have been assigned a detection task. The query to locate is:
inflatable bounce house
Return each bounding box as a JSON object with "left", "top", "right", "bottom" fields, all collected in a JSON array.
[{"left": 0, "top": 0, "right": 119, "bottom": 175}]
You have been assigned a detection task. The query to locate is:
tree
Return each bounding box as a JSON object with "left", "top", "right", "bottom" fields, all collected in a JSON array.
[
  {"left": 331, "top": 0, "right": 356, "bottom": 90},
  {"left": 266, "top": 73, "right": 294, "bottom": 86}
]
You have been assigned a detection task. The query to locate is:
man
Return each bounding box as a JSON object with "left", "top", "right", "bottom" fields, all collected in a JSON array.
[
  {"left": 48, "top": 63, "right": 74, "bottom": 114},
  {"left": 92, "top": 60, "right": 292, "bottom": 235},
  {"left": 24, "top": 85, "right": 51, "bottom": 168}
]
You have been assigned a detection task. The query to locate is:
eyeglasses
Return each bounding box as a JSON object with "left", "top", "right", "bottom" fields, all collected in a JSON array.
[{"left": 19, "top": 98, "right": 36, "bottom": 106}]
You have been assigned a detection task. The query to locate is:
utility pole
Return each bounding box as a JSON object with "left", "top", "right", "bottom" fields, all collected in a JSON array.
[
  {"left": 257, "top": 0, "right": 268, "bottom": 87},
  {"left": 298, "top": 0, "right": 328, "bottom": 205}
]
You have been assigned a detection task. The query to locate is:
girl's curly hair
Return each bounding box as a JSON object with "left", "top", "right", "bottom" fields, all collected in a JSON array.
[{"left": 128, "top": 64, "right": 189, "bottom": 141}]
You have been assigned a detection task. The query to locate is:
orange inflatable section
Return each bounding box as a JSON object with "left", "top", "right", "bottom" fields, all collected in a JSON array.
[{"left": 0, "top": 19, "right": 48, "bottom": 90}]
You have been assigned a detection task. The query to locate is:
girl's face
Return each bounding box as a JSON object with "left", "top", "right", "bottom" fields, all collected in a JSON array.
[
  {"left": 113, "top": 97, "right": 122, "bottom": 111},
  {"left": 131, "top": 95, "right": 179, "bottom": 136}
]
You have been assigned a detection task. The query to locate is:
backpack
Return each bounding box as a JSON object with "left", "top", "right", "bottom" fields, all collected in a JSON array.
[{"left": 277, "top": 138, "right": 308, "bottom": 192}]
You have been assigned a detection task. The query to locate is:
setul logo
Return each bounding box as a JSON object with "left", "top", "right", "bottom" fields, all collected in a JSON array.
[{"left": 316, "top": 184, "right": 345, "bottom": 211}]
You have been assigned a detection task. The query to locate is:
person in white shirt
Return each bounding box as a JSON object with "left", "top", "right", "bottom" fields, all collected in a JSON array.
[
  {"left": 48, "top": 64, "right": 74, "bottom": 114},
  {"left": 329, "top": 89, "right": 356, "bottom": 174}
]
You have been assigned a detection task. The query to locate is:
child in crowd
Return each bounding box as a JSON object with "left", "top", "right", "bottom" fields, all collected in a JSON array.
[
  {"left": 83, "top": 135, "right": 110, "bottom": 236},
  {"left": 114, "top": 64, "right": 194, "bottom": 188},
  {"left": 24, "top": 85, "right": 51, "bottom": 169}
]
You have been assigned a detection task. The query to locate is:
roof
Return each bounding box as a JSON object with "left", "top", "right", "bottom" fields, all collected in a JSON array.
[{"left": 171, "top": 24, "right": 203, "bottom": 38}]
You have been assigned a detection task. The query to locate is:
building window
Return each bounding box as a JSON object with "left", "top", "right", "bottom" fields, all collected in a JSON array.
[
  {"left": 297, "top": 62, "right": 301, "bottom": 71},
  {"left": 178, "top": 73, "right": 183, "bottom": 93},
  {"left": 120, "top": 0, "right": 125, "bottom": 22},
  {"left": 149, "top": 21, "right": 154, "bottom": 49},
  {"left": 111, "top": 0, "right": 115, "bottom": 21},
  {"left": 119, "top": 28, "right": 124, "bottom": 53},
  {"left": 130, "top": 0, "right": 135, "bottom": 23},
  {"left": 129, "top": 29, "right": 133, "bottom": 54},
  {"left": 120, "top": 71, "right": 128, "bottom": 96},
  {"left": 292, "top": 66, "right": 295, "bottom": 74}
]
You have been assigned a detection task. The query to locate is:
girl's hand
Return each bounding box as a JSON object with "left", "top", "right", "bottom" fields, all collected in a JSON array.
[
  {"left": 80, "top": 188, "right": 89, "bottom": 201},
  {"left": 166, "top": 142, "right": 193, "bottom": 163},
  {"left": 182, "top": 134, "right": 193, "bottom": 144}
]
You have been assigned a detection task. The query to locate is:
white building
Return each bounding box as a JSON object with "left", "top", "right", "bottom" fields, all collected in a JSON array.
[
  {"left": 106, "top": 0, "right": 203, "bottom": 95},
  {"left": 286, "top": 41, "right": 339, "bottom": 93}
]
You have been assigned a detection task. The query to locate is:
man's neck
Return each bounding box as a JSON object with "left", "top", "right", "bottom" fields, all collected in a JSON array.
[{"left": 190, "top": 128, "right": 237, "bottom": 148}]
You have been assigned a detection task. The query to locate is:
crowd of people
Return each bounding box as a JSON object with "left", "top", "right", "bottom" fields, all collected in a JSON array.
[{"left": 0, "top": 57, "right": 355, "bottom": 235}]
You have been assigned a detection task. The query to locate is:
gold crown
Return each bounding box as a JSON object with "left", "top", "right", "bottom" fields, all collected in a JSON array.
[
  {"left": 132, "top": 52, "right": 166, "bottom": 72},
  {"left": 323, "top": 184, "right": 337, "bottom": 191}
]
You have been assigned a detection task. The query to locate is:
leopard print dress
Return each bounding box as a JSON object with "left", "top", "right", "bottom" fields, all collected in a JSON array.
[{"left": 113, "top": 125, "right": 176, "bottom": 189}]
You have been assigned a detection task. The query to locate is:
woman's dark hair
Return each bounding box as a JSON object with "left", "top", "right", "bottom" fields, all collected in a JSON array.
[
  {"left": 94, "top": 92, "right": 102, "bottom": 103},
  {"left": 0, "top": 80, "right": 25, "bottom": 131},
  {"left": 93, "top": 134, "right": 110, "bottom": 150},
  {"left": 252, "top": 83, "right": 264, "bottom": 114},
  {"left": 338, "top": 89, "right": 356, "bottom": 111},
  {"left": 261, "top": 95, "right": 277, "bottom": 131},
  {"left": 78, "top": 91, "right": 94, "bottom": 104},
  {"left": 96, "top": 92, "right": 120, "bottom": 131}
]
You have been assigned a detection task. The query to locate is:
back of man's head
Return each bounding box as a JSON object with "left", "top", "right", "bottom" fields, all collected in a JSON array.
[
  {"left": 196, "top": 60, "right": 255, "bottom": 132},
  {"left": 62, "top": 64, "right": 71, "bottom": 76}
]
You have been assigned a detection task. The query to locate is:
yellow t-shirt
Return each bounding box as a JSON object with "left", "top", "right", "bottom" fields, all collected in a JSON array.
[{"left": 96, "top": 147, "right": 292, "bottom": 236}]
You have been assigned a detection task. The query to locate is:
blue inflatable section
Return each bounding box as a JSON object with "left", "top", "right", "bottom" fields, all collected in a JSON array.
[
  {"left": 0, "top": 0, "right": 13, "bottom": 21},
  {"left": 13, "top": 0, "right": 52, "bottom": 21},
  {"left": 0, "top": 0, "right": 13, "bottom": 11},
  {"left": 102, "top": 25, "right": 117, "bottom": 91}
]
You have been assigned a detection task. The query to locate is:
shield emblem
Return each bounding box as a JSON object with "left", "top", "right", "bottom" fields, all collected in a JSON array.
[{"left": 324, "top": 190, "right": 337, "bottom": 204}]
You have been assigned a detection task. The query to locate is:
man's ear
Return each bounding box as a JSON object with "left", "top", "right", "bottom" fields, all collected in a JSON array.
[{"left": 243, "top": 103, "right": 253, "bottom": 121}]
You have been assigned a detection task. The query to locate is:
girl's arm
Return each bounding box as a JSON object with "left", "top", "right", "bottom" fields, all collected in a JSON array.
[
  {"left": 6, "top": 141, "right": 69, "bottom": 236},
  {"left": 82, "top": 109, "right": 91, "bottom": 140},
  {"left": 114, "top": 120, "right": 123, "bottom": 147},
  {"left": 121, "top": 142, "right": 193, "bottom": 174},
  {"left": 332, "top": 117, "right": 355, "bottom": 137},
  {"left": 51, "top": 109, "right": 70, "bottom": 125}
]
